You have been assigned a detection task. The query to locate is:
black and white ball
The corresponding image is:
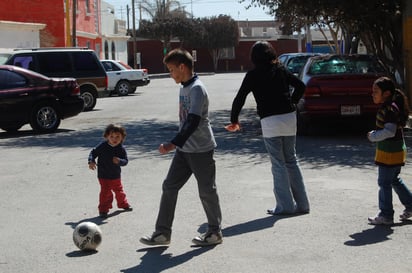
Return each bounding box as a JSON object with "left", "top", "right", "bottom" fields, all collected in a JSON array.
[{"left": 73, "top": 222, "right": 102, "bottom": 251}]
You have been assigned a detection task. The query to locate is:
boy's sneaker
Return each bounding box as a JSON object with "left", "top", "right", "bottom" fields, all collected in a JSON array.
[
  {"left": 399, "top": 210, "right": 412, "bottom": 221},
  {"left": 192, "top": 231, "right": 223, "bottom": 246},
  {"left": 139, "top": 232, "right": 170, "bottom": 246},
  {"left": 368, "top": 215, "right": 393, "bottom": 225}
]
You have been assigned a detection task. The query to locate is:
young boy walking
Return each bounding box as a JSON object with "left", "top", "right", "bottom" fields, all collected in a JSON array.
[{"left": 140, "top": 48, "right": 223, "bottom": 246}]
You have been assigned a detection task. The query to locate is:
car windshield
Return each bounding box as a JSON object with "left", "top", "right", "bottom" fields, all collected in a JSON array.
[
  {"left": 0, "top": 53, "right": 11, "bottom": 65},
  {"left": 308, "top": 55, "right": 386, "bottom": 75}
]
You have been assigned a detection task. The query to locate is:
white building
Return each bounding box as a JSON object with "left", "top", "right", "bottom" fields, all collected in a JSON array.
[{"left": 101, "top": 1, "right": 129, "bottom": 62}]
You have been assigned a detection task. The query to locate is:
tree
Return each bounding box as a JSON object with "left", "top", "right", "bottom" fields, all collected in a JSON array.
[
  {"left": 138, "top": 16, "right": 194, "bottom": 54},
  {"left": 185, "top": 15, "right": 240, "bottom": 71},
  {"left": 138, "top": 0, "right": 189, "bottom": 19},
  {"left": 138, "top": 14, "right": 239, "bottom": 72},
  {"left": 244, "top": 0, "right": 404, "bottom": 83},
  {"left": 136, "top": 0, "right": 191, "bottom": 55}
]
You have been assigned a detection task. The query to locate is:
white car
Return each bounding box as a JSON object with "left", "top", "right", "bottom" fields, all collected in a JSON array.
[{"left": 100, "top": 60, "right": 150, "bottom": 96}]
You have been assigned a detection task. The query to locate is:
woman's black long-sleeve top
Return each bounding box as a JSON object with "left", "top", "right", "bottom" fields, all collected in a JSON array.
[{"left": 230, "top": 63, "right": 306, "bottom": 124}]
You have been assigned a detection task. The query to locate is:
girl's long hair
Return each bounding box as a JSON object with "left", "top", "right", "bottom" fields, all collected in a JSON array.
[{"left": 374, "top": 76, "right": 410, "bottom": 126}]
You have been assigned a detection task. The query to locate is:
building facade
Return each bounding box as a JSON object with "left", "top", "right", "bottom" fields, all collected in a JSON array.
[
  {"left": 0, "top": 0, "right": 102, "bottom": 53},
  {"left": 100, "top": 1, "right": 129, "bottom": 62}
]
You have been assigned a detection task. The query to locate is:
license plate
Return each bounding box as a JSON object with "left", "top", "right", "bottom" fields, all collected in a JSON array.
[{"left": 341, "top": 105, "right": 361, "bottom": 116}]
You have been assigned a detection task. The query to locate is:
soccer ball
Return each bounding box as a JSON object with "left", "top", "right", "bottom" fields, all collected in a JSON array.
[{"left": 73, "top": 222, "right": 102, "bottom": 251}]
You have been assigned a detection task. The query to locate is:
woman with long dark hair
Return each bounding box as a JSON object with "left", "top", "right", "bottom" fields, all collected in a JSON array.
[{"left": 226, "top": 41, "right": 310, "bottom": 215}]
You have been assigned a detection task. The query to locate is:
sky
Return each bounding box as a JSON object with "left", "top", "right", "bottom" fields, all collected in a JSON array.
[{"left": 103, "top": 0, "right": 274, "bottom": 22}]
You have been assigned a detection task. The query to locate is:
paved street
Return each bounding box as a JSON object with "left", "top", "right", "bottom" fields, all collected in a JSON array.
[{"left": 1, "top": 73, "right": 412, "bottom": 273}]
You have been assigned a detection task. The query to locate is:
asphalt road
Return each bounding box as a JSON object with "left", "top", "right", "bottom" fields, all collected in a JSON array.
[{"left": 1, "top": 73, "right": 412, "bottom": 273}]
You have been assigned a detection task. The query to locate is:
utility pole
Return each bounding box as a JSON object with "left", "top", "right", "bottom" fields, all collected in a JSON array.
[
  {"left": 132, "top": 0, "right": 137, "bottom": 68},
  {"left": 72, "top": 0, "right": 77, "bottom": 47},
  {"left": 65, "top": 0, "right": 71, "bottom": 46},
  {"left": 126, "top": 5, "right": 130, "bottom": 32}
]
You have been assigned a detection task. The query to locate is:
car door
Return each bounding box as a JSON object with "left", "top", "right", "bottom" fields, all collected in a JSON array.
[
  {"left": 0, "top": 69, "right": 33, "bottom": 124},
  {"left": 101, "top": 61, "right": 122, "bottom": 91}
]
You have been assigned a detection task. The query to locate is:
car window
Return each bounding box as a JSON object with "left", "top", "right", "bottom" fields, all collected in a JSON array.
[
  {"left": 0, "top": 70, "right": 27, "bottom": 90},
  {"left": 10, "top": 55, "right": 34, "bottom": 70},
  {"left": 73, "top": 52, "right": 99, "bottom": 71},
  {"left": 102, "top": 61, "right": 120, "bottom": 72},
  {"left": 38, "top": 52, "right": 71, "bottom": 73},
  {"left": 308, "top": 56, "right": 386, "bottom": 75},
  {"left": 117, "top": 61, "right": 132, "bottom": 69},
  {"left": 287, "top": 56, "right": 311, "bottom": 74},
  {"left": 278, "top": 55, "right": 288, "bottom": 64}
]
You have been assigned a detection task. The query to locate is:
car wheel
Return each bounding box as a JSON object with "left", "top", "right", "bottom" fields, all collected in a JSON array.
[
  {"left": 29, "top": 102, "right": 61, "bottom": 133},
  {"left": 80, "top": 87, "right": 97, "bottom": 111},
  {"left": 116, "top": 80, "right": 131, "bottom": 96}
]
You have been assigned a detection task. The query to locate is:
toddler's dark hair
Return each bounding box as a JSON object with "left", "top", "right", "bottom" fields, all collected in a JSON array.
[
  {"left": 103, "top": 124, "right": 127, "bottom": 141},
  {"left": 163, "top": 48, "right": 193, "bottom": 70}
]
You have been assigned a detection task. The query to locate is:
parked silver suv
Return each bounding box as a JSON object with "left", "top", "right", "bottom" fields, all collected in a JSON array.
[{"left": 5, "top": 48, "right": 108, "bottom": 111}]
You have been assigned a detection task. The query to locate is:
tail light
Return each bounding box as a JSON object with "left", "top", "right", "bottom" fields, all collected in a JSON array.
[
  {"left": 142, "top": 68, "right": 148, "bottom": 75},
  {"left": 72, "top": 84, "right": 81, "bottom": 96},
  {"left": 305, "top": 85, "right": 321, "bottom": 97}
]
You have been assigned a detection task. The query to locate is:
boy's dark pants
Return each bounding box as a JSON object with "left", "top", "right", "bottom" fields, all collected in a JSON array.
[{"left": 155, "top": 149, "right": 222, "bottom": 237}]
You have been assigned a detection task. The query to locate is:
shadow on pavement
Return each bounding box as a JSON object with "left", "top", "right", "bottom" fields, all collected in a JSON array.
[
  {"left": 222, "top": 214, "right": 305, "bottom": 237},
  {"left": 344, "top": 225, "right": 394, "bottom": 246},
  {"left": 121, "top": 246, "right": 213, "bottom": 273},
  {"left": 66, "top": 249, "right": 98, "bottom": 257},
  {"left": 1, "top": 107, "right": 411, "bottom": 170},
  {"left": 65, "top": 216, "right": 108, "bottom": 230},
  {"left": 344, "top": 220, "right": 412, "bottom": 246}
]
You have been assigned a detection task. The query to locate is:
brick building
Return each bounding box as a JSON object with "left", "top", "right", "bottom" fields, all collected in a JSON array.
[
  {"left": 0, "top": 0, "right": 102, "bottom": 51},
  {"left": 129, "top": 20, "right": 303, "bottom": 73},
  {"left": 129, "top": 38, "right": 302, "bottom": 74}
]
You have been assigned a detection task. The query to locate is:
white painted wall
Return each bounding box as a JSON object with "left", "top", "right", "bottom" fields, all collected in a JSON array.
[
  {"left": 0, "top": 20, "right": 45, "bottom": 48},
  {"left": 101, "top": 1, "right": 129, "bottom": 63}
]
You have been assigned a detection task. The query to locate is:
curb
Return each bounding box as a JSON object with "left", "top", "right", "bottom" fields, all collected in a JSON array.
[{"left": 148, "top": 72, "right": 216, "bottom": 79}]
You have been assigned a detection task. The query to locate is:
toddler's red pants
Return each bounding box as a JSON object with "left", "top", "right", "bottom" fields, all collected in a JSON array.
[{"left": 98, "top": 178, "right": 130, "bottom": 213}]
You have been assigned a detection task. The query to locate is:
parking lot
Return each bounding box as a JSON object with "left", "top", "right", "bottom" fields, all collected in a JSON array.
[{"left": 1, "top": 73, "right": 412, "bottom": 273}]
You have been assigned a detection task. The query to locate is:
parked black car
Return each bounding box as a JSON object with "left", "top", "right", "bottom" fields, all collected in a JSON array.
[{"left": 0, "top": 65, "right": 84, "bottom": 133}]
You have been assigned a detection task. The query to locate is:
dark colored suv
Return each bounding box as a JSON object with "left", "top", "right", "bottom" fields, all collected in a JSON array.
[{"left": 5, "top": 48, "right": 108, "bottom": 111}]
